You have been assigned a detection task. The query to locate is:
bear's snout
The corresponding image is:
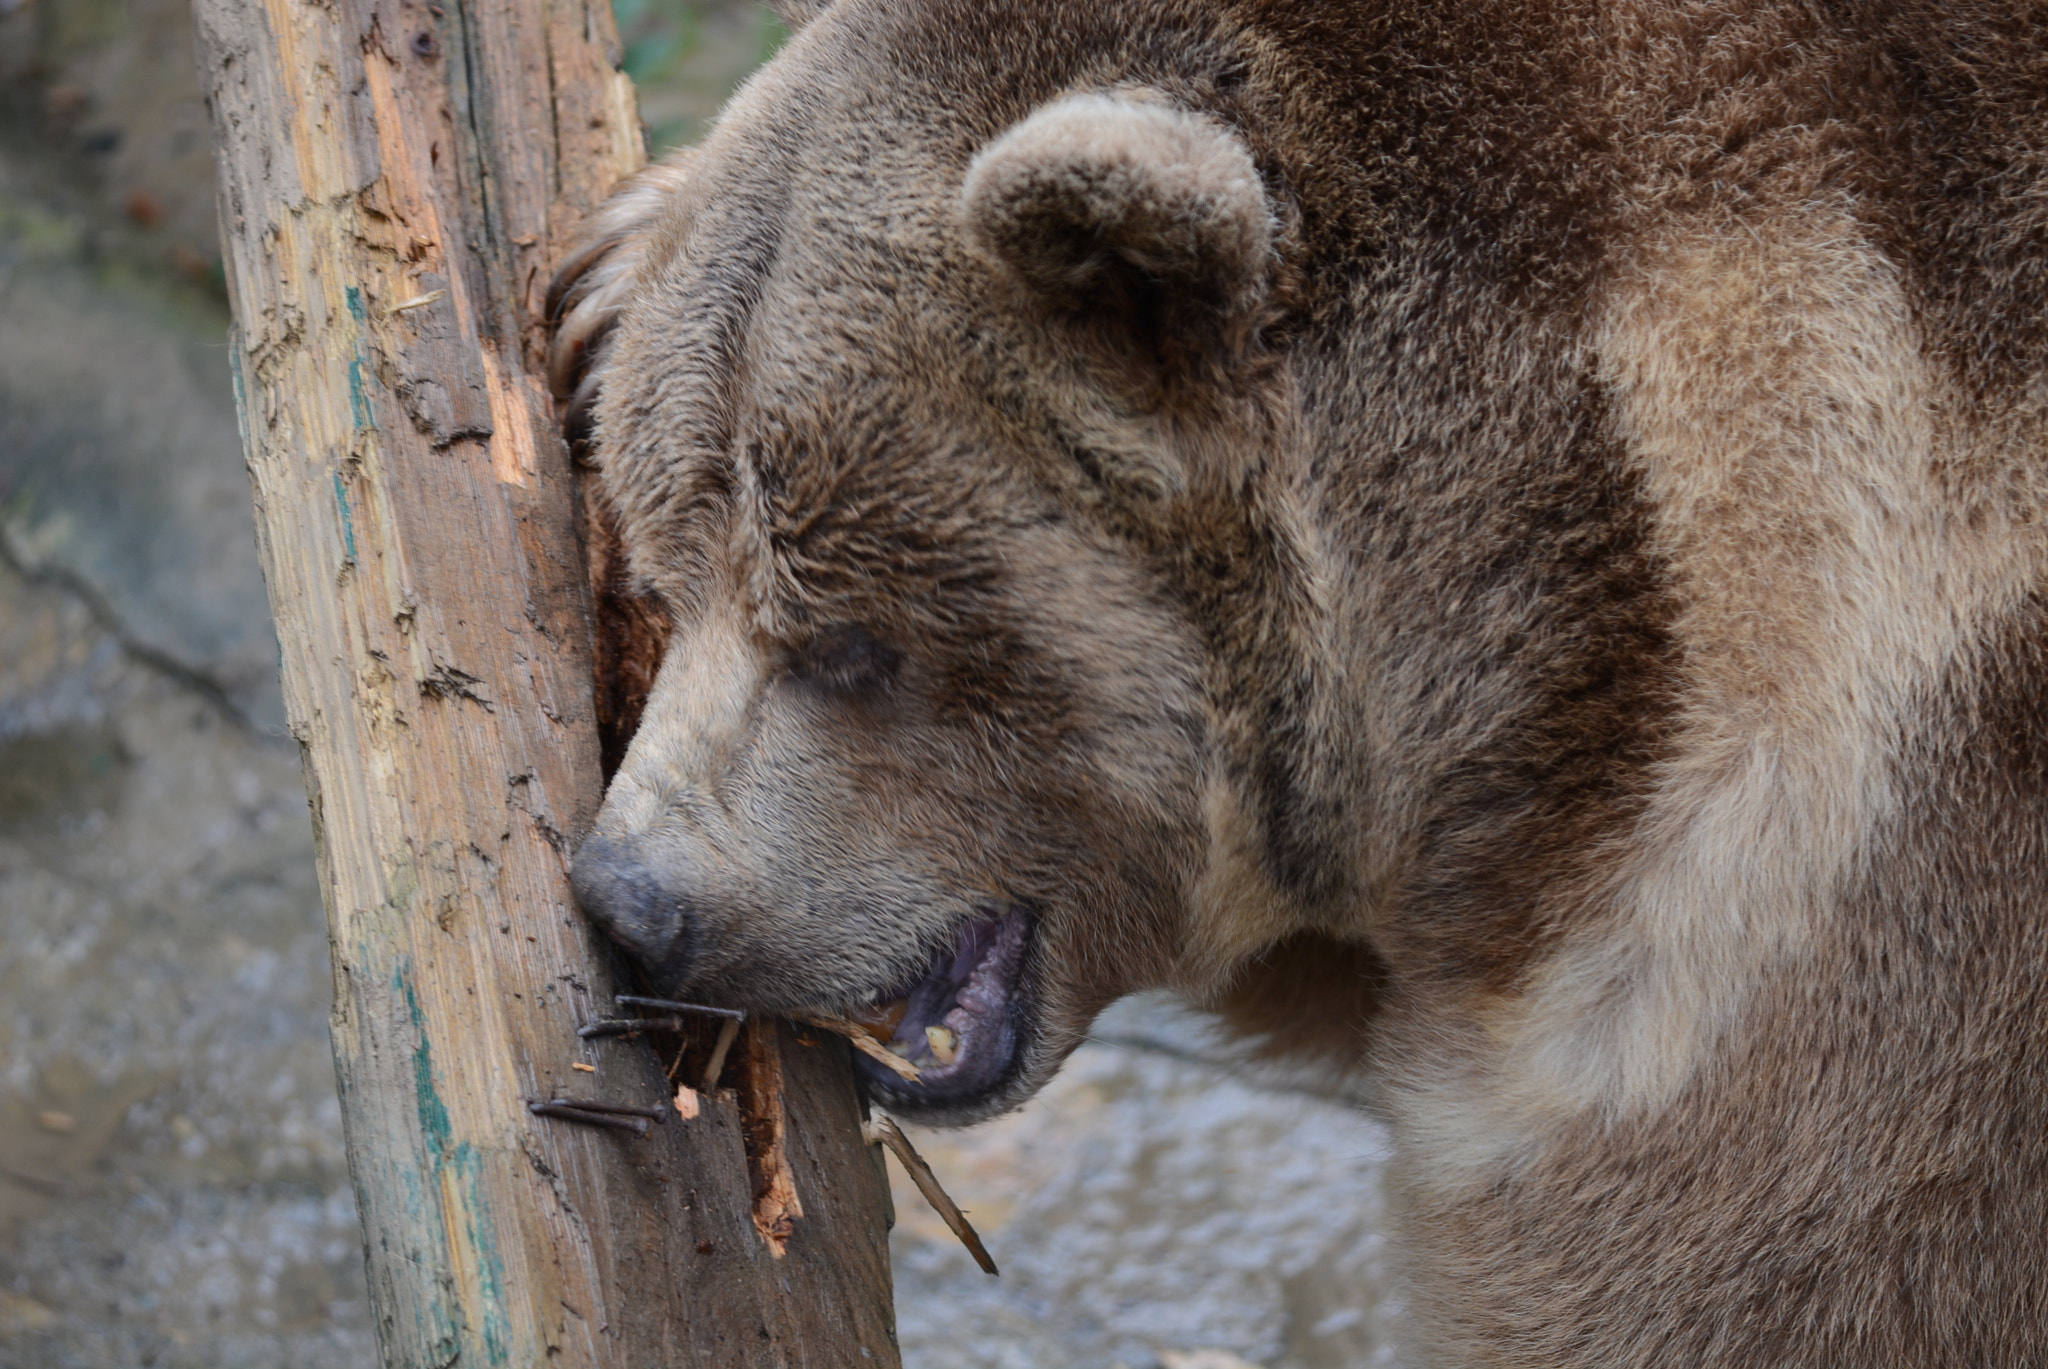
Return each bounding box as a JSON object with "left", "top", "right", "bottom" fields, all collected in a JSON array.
[{"left": 569, "top": 832, "right": 696, "bottom": 981}]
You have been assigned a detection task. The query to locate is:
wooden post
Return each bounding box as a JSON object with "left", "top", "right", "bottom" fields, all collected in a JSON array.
[{"left": 192, "top": 0, "right": 900, "bottom": 1363}]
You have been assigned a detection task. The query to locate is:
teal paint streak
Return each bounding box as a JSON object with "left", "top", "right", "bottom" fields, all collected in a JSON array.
[
  {"left": 396, "top": 964, "right": 511, "bottom": 1365},
  {"left": 348, "top": 355, "right": 375, "bottom": 430},
  {"left": 332, "top": 472, "right": 357, "bottom": 563},
  {"left": 400, "top": 972, "right": 452, "bottom": 1160},
  {"left": 455, "top": 1142, "right": 512, "bottom": 1366},
  {"left": 345, "top": 287, "right": 375, "bottom": 430},
  {"left": 385, "top": 959, "right": 466, "bottom": 1362}
]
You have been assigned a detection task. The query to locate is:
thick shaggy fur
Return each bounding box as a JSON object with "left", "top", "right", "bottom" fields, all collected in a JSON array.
[{"left": 552, "top": 1, "right": 2048, "bottom": 1362}]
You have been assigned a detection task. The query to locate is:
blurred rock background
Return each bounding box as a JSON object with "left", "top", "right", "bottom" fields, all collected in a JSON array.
[{"left": 0, "top": 2, "right": 1397, "bottom": 1365}]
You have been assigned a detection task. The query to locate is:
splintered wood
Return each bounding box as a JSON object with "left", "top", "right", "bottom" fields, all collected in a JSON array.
[
  {"left": 802, "top": 1014, "right": 922, "bottom": 1081},
  {"left": 865, "top": 1115, "right": 1000, "bottom": 1277},
  {"left": 798, "top": 1017, "right": 998, "bottom": 1276},
  {"left": 742, "top": 1024, "right": 804, "bottom": 1257}
]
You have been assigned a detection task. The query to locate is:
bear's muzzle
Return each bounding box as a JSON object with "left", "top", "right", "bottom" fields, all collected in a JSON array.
[{"left": 569, "top": 832, "right": 696, "bottom": 982}]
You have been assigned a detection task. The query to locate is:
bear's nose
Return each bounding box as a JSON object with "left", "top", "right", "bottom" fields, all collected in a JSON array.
[{"left": 569, "top": 832, "right": 695, "bottom": 980}]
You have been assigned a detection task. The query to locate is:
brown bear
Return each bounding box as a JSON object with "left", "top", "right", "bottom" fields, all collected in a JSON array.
[{"left": 549, "top": 0, "right": 2048, "bottom": 1362}]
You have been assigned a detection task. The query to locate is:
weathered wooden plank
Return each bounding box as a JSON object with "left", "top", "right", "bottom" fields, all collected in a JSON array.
[{"left": 192, "top": 0, "right": 900, "bottom": 1362}]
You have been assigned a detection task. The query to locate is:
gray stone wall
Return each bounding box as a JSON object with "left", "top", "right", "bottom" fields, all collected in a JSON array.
[{"left": 0, "top": 8, "right": 373, "bottom": 1356}]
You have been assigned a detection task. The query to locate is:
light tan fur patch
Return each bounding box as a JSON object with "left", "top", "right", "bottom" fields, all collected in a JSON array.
[
  {"left": 603, "top": 593, "right": 767, "bottom": 839},
  {"left": 1412, "top": 200, "right": 2041, "bottom": 1172}
]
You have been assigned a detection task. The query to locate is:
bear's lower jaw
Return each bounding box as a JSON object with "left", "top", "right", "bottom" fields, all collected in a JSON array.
[{"left": 851, "top": 904, "right": 1034, "bottom": 1112}]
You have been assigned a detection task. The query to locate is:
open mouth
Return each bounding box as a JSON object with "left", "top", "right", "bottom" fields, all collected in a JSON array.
[{"left": 851, "top": 905, "right": 1034, "bottom": 1107}]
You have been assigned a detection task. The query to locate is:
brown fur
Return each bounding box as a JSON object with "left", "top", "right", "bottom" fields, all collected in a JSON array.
[{"left": 551, "top": 1, "right": 2048, "bottom": 1361}]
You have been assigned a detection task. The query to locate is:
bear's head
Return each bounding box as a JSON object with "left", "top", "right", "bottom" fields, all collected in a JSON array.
[{"left": 552, "top": 0, "right": 1368, "bottom": 1124}]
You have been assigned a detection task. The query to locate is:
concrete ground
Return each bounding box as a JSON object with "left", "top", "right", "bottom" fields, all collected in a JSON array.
[{"left": 0, "top": 3, "right": 1401, "bottom": 1365}]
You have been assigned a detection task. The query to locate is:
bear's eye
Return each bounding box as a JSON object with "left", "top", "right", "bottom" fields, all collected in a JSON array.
[{"left": 790, "top": 624, "right": 901, "bottom": 697}]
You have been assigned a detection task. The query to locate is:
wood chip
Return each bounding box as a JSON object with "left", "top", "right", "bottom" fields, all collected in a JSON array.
[
  {"left": 800, "top": 1015, "right": 921, "bottom": 1082},
  {"left": 673, "top": 1084, "right": 700, "bottom": 1120},
  {"left": 571, "top": 1061, "right": 596, "bottom": 1073},
  {"left": 387, "top": 288, "right": 447, "bottom": 314},
  {"left": 864, "top": 1113, "right": 997, "bottom": 1276}
]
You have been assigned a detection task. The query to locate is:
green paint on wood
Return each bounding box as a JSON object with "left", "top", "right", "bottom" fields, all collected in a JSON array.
[
  {"left": 348, "top": 355, "right": 374, "bottom": 431},
  {"left": 401, "top": 971, "right": 453, "bottom": 1159},
  {"left": 379, "top": 958, "right": 468, "bottom": 1365},
  {"left": 345, "top": 287, "right": 376, "bottom": 431},
  {"left": 396, "top": 962, "right": 510, "bottom": 1364},
  {"left": 332, "top": 472, "right": 357, "bottom": 563},
  {"left": 454, "top": 1142, "right": 512, "bottom": 1365}
]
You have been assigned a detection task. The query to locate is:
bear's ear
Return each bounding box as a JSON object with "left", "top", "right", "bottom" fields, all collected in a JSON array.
[
  {"left": 547, "top": 153, "right": 696, "bottom": 443},
  {"left": 962, "top": 91, "right": 1276, "bottom": 348}
]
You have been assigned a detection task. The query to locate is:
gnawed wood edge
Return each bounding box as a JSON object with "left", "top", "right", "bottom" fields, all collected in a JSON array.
[
  {"left": 740, "top": 1023, "right": 803, "bottom": 1256},
  {"left": 579, "top": 480, "right": 671, "bottom": 780}
]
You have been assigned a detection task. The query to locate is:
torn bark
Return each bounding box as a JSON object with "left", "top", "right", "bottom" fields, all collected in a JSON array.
[{"left": 192, "top": 0, "right": 899, "bottom": 1361}]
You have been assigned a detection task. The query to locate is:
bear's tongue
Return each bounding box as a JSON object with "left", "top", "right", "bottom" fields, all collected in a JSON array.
[{"left": 856, "top": 906, "right": 1029, "bottom": 1096}]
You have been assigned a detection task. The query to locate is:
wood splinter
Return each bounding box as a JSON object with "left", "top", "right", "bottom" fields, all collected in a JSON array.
[
  {"left": 864, "top": 1114, "right": 998, "bottom": 1276},
  {"left": 701, "top": 1017, "right": 742, "bottom": 1092},
  {"left": 801, "top": 1015, "right": 922, "bottom": 1082}
]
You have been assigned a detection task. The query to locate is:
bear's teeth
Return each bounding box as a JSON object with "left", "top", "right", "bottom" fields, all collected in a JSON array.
[{"left": 926, "top": 1025, "right": 960, "bottom": 1065}]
